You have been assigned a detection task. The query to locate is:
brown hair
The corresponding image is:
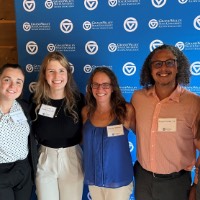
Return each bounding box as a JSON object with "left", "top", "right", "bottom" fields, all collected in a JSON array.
[{"left": 85, "top": 67, "right": 127, "bottom": 123}]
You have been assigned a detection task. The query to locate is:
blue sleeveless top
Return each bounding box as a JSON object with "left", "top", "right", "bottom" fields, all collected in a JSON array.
[{"left": 83, "top": 119, "right": 133, "bottom": 188}]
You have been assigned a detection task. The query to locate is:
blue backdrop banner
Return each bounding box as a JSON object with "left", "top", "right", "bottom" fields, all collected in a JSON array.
[{"left": 14, "top": 1, "right": 200, "bottom": 200}]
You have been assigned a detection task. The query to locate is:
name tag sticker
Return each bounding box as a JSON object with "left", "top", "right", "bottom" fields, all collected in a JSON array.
[
  {"left": 10, "top": 110, "right": 27, "bottom": 123},
  {"left": 107, "top": 124, "right": 124, "bottom": 137},
  {"left": 38, "top": 104, "right": 56, "bottom": 118},
  {"left": 158, "top": 118, "right": 177, "bottom": 132}
]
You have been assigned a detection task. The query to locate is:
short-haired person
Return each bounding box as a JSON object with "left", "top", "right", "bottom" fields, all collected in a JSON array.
[
  {"left": 0, "top": 63, "right": 37, "bottom": 200},
  {"left": 82, "top": 67, "right": 135, "bottom": 200},
  {"left": 30, "top": 52, "right": 84, "bottom": 200},
  {"left": 131, "top": 44, "right": 200, "bottom": 200}
]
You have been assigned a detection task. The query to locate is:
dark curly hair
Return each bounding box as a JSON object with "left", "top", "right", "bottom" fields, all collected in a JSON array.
[
  {"left": 140, "top": 44, "right": 191, "bottom": 88},
  {"left": 86, "top": 67, "right": 127, "bottom": 123}
]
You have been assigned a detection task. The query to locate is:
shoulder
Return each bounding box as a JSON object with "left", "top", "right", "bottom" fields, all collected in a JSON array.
[
  {"left": 125, "top": 103, "right": 134, "bottom": 112},
  {"left": 181, "top": 86, "right": 198, "bottom": 97},
  {"left": 131, "top": 88, "right": 147, "bottom": 99},
  {"left": 17, "top": 98, "right": 30, "bottom": 112},
  {"left": 181, "top": 88, "right": 200, "bottom": 104},
  {"left": 131, "top": 88, "right": 150, "bottom": 105},
  {"left": 125, "top": 103, "right": 135, "bottom": 119},
  {"left": 81, "top": 105, "right": 89, "bottom": 124}
]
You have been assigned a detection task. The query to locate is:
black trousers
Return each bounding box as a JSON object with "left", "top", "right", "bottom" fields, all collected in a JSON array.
[
  {"left": 0, "top": 158, "right": 33, "bottom": 200},
  {"left": 133, "top": 161, "right": 191, "bottom": 200}
]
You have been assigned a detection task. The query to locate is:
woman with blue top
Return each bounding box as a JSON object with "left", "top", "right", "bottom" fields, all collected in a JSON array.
[{"left": 82, "top": 66, "right": 135, "bottom": 200}]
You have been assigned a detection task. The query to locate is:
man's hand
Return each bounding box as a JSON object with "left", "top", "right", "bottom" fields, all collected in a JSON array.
[
  {"left": 196, "top": 156, "right": 200, "bottom": 168},
  {"left": 189, "top": 184, "right": 196, "bottom": 200}
]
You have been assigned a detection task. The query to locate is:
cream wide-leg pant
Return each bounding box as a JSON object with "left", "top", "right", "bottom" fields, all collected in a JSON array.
[
  {"left": 36, "top": 145, "right": 84, "bottom": 200},
  {"left": 89, "top": 182, "right": 133, "bottom": 200}
]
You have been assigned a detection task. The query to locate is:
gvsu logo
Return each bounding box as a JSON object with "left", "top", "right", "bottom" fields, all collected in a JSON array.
[
  {"left": 108, "top": 0, "right": 118, "bottom": 7},
  {"left": 108, "top": 43, "right": 117, "bottom": 52},
  {"left": 193, "top": 15, "right": 200, "bottom": 31},
  {"left": 84, "top": 65, "right": 93, "bottom": 73},
  {"left": 85, "top": 41, "right": 98, "bottom": 55},
  {"left": 122, "top": 62, "right": 136, "bottom": 76},
  {"left": 129, "top": 142, "right": 134, "bottom": 152},
  {"left": 84, "top": 0, "right": 98, "bottom": 10},
  {"left": 124, "top": 17, "right": 138, "bottom": 32},
  {"left": 23, "top": 0, "right": 35, "bottom": 12},
  {"left": 83, "top": 21, "right": 92, "bottom": 31},
  {"left": 151, "top": 0, "right": 166, "bottom": 8},
  {"left": 69, "top": 63, "right": 74, "bottom": 74},
  {"left": 26, "top": 41, "right": 38, "bottom": 55},
  {"left": 26, "top": 64, "right": 34, "bottom": 73},
  {"left": 45, "top": 0, "right": 54, "bottom": 9},
  {"left": 178, "top": 0, "right": 188, "bottom": 4},
  {"left": 47, "top": 43, "right": 56, "bottom": 52},
  {"left": 149, "top": 40, "right": 163, "bottom": 52},
  {"left": 149, "top": 19, "right": 158, "bottom": 29},
  {"left": 190, "top": 62, "right": 200, "bottom": 76},
  {"left": 60, "top": 19, "right": 73, "bottom": 33},
  {"left": 23, "top": 22, "right": 31, "bottom": 31},
  {"left": 87, "top": 192, "right": 92, "bottom": 200},
  {"left": 29, "top": 82, "right": 37, "bottom": 93},
  {"left": 175, "top": 42, "right": 185, "bottom": 51}
]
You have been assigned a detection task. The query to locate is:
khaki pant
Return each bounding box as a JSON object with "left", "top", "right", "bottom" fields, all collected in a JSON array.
[
  {"left": 36, "top": 145, "right": 84, "bottom": 200},
  {"left": 89, "top": 182, "right": 133, "bottom": 200}
]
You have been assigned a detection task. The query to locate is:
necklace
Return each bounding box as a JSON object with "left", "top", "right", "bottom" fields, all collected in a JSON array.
[{"left": 54, "top": 100, "right": 64, "bottom": 118}]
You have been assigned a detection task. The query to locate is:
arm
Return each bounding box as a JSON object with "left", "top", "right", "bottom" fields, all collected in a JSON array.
[
  {"left": 189, "top": 156, "right": 200, "bottom": 200},
  {"left": 194, "top": 118, "right": 200, "bottom": 150},
  {"left": 81, "top": 106, "right": 88, "bottom": 124},
  {"left": 190, "top": 121, "right": 200, "bottom": 200},
  {"left": 80, "top": 106, "right": 88, "bottom": 145},
  {"left": 124, "top": 103, "right": 136, "bottom": 132},
  {"left": 194, "top": 139, "right": 200, "bottom": 150}
]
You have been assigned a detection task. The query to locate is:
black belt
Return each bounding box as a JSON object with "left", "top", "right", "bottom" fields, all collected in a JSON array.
[{"left": 138, "top": 161, "right": 188, "bottom": 179}]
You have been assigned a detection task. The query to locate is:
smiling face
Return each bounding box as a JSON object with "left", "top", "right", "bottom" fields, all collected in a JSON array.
[
  {"left": 150, "top": 49, "right": 178, "bottom": 87},
  {"left": 0, "top": 67, "right": 24, "bottom": 101},
  {"left": 45, "top": 60, "right": 68, "bottom": 96},
  {"left": 91, "top": 72, "right": 113, "bottom": 104}
]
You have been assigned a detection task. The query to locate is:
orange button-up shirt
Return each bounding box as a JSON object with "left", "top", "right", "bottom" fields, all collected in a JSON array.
[{"left": 131, "top": 85, "right": 200, "bottom": 174}]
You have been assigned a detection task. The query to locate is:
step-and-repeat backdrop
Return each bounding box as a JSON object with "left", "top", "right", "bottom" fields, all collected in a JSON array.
[{"left": 14, "top": 1, "right": 200, "bottom": 199}]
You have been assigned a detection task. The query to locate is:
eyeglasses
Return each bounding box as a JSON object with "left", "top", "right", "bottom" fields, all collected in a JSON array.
[
  {"left": 151, "top": 59, "right": 177, "bottom": 69},
  {"left": 91, "top": 83, "right": 112, "bottom": 89}
]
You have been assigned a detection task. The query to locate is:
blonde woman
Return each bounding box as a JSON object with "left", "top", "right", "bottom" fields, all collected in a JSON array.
[{"left": 30, "top": 52, "right": 84, "bottom": 200}]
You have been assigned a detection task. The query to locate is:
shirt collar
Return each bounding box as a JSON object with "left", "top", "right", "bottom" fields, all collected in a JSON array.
[{"left": 146, "top": 84, "right": 183, "bottom": 102}]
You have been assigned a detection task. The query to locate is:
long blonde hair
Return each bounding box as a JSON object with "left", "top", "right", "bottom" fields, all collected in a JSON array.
[{"left": 33, "top": 51, "right": 80, "bottom": 122}]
